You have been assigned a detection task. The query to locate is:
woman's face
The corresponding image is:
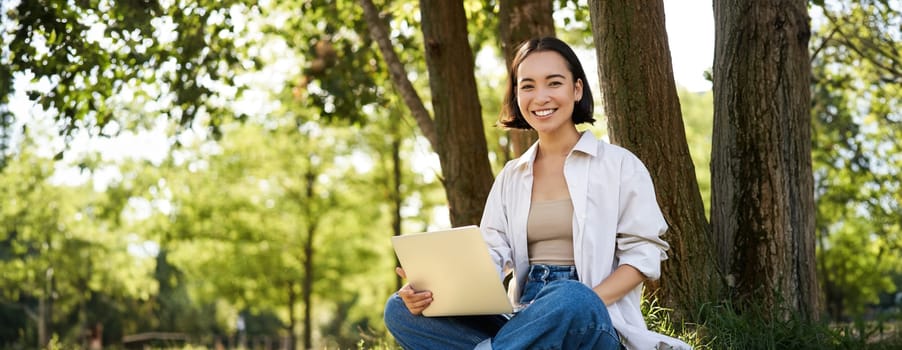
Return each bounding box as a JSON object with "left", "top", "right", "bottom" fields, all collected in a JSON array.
[{"left": 515, "top": 51, "right": 583, "bottom": 136}]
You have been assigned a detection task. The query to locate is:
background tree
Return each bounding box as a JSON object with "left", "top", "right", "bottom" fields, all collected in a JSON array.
[
  {"left": 712, "top": 0, "right": 818, "bottom": 319},
  {"left": 360, "top": 0, "right": 494, "bottom": 226},
  {"left": 810, "top": 0, "right": 902, "bottom": 321},
  {"left": 273, "top": 0, "right": 450, "bottom": 298},
  {"left": 146, "top": 120, "right": 389, "bottom": 349},
  {"left": 0, "top": 136, "right": 157, "bottom": 347},
  {"left": 361, "top": 100, "right": 447, "bottom": 290},
  {"left": 0, "top": 0, "right": 259, "bottom": 168}
]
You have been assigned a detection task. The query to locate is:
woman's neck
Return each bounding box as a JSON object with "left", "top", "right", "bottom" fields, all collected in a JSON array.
[{"left": 537, "top": 127, "right": 581, "bottom": 158}]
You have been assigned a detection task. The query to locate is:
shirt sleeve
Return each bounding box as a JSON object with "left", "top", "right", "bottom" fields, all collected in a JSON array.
[
  {"left": 480, "top": 162, "right": 515, "bottom": 281},
  {"left": 615, "top": 154, "right": 670, "bottom": 281}
]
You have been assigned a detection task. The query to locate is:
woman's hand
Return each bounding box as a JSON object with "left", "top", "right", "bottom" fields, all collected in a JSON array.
[{"left": 395, "top": 267, "right": 433, "bottom": 315}]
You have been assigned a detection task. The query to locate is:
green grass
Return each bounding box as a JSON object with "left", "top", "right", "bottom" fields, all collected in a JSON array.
[
  {"left": 34, "top": 302, "right": 902, "bottom": 350},
  {"left": 642, "top": 297, "right": 902, "bottom": 350},
  {"left": 360, "top": 300, "right": 902, "bottom": 349}
]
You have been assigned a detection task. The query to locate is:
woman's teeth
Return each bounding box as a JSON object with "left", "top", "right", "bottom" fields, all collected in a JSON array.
[{"left": 534, "top": 109, "right": 555, "bottom": 117}]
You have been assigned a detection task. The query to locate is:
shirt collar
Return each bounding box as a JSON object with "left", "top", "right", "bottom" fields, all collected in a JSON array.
[{"left": 514, "top": 131, "right": 599, "bottom": 170}]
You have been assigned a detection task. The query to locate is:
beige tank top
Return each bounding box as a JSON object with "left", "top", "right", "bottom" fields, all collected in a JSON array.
[{"left": 527, "top": 198, "right": 575, "bottom": 265}]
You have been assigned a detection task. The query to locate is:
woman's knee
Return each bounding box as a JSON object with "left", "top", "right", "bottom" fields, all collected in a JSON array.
[
  {"left": 542, "top": 280, "right": 597, "bottom": 301},
  {"left": 540, "top": 280, "right": 607, "bottom": 315}
]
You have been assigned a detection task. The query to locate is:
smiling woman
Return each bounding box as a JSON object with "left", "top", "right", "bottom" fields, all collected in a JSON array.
[
  {"left": 383, "top": 37, "right": 690, "bottom": 350},
  {"left": 511, "top": 51, "right": 583, "bottom": 139},
  {"left": 499, "top": 38, "right": 594, "bottom": 133}
]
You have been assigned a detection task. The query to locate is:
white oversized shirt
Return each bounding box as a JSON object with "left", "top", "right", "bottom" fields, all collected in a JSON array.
[{"left": 480, "top": 131, "right": 691, "bottom": 350}]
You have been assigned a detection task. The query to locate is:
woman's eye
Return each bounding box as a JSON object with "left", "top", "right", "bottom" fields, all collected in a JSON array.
[
  {"left": 520, "top": 85, "right": 534, "bottom": 90},
  {"left": 549, "top": 81, "right": 563, "bottom": 87}
]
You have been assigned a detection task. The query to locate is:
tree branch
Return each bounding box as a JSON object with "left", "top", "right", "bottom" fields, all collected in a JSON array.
[
  {"left": 23, "top": 304, "right": 38, "bottom": 322},
  {"left": 810, "top": 27, "right": 838, "bottom": 63},
  {"left": 822, "top": 10, "right": 902, "bottom": 80},
  {"left": 358, "top": 0, "right": 439, "bottom": 151}
]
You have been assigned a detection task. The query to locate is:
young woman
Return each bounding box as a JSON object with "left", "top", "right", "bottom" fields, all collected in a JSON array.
[{"left": 384, "top": 37, "right": 691, "bottom": 350}]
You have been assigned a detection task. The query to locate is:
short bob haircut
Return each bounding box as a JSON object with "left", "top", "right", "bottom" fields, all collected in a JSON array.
[{"left": 499, "top": 37, "right": 595, "bottom": 129}]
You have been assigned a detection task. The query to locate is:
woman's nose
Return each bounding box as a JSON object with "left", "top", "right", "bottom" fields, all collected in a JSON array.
[{"left": 535, "top": 88, "right": 551, "bottom": 104}]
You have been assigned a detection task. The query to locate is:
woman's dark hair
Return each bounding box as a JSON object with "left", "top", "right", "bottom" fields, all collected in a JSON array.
[{"left": 499, "top": 37, "right": 595, "bottom": 129}]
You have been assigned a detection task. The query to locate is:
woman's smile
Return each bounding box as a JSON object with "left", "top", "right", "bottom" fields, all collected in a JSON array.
[{"left": 533, "top": 108, "right": 556, "bottom": 117}]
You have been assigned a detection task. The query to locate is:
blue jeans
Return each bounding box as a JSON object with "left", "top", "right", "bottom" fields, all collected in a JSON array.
[{"left": 384, "top": 264, "right": 621, "bottom": 349}]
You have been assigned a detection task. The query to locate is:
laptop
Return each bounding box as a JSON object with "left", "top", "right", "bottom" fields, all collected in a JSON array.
[{"left": 391, "top": 225, "right": 514, "bottom": 317}]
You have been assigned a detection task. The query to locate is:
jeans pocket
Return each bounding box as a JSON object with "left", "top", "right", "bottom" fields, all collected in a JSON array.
[{"left": 518, "top": 279, "right": 544, "bottom": 305}]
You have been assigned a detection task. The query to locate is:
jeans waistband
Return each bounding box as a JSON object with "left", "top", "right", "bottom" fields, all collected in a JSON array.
[{"left": 527, "top": 264, "right": 578, "bottom": 282}]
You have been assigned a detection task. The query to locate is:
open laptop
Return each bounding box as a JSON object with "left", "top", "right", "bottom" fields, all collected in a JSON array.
[{"left": 391, "top": 225, "right": 514, "bottom": 317}]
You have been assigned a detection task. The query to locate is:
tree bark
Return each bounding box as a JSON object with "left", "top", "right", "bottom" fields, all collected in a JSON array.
[
  {"left": 419, "top": 0, "right": 495, "bottom": 226},
  {"left": 589, "top": 0, "right": 720, "bottom": 320},
  {"left": 499, "top": 0, "right": 554, "bottom": 157},
  {"left": 712, "top": 0, "right": 818, "bottom": 320}
]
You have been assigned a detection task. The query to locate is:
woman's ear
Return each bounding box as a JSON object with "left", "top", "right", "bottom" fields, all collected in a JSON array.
[{"left": 574, "top": 78, "right": 584, "bottom": 102}]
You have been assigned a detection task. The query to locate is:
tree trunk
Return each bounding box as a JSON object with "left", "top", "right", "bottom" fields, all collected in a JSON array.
[
  {"left": 360, "top": 0, "right": 493, "bottom": 226},
  {"left": 390, "top": 122, "right": 403, "bottom": 290},
  {"left": 302, "top": 226, "right": 314, "bottom": 349},
  {"left": 302, "top": 169, "right": 317, "bottom": 349},
  {"left": 589, "top": 0, "right": 720, "bottom": 320},
  {"left": 499, "top": 0, "right": 554, "bottom": 158},
  {"left": 419, "top": 0, "right": 495, "bottom": 226},
  {"left": 38, "top": 298, "right": 48, "bottom": 348},
  {"left": 712, "top": 0, "right": 818, "bottom": 320},
  {"left": 817, "top": 227, "right": 842, "bottom": 320},
  {"left": 286, "top": 281, "right": 297, "bottom": 350}
]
